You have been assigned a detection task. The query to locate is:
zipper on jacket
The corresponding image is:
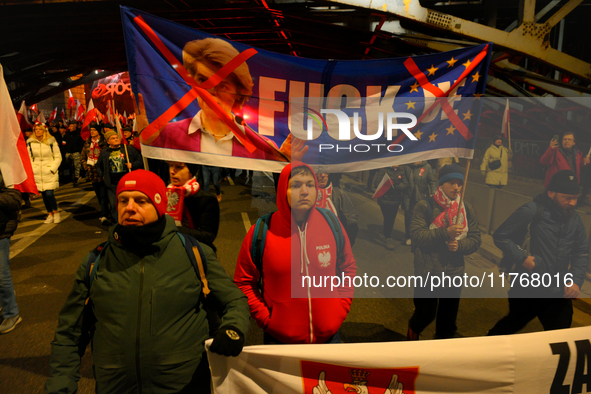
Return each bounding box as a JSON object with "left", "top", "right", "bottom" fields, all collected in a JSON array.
[
  {"left": 135, "top": 259, "right": 145, "bottom": 394},
  {"left": 299, "top": 224, "right": 314, "bottom": 344}
]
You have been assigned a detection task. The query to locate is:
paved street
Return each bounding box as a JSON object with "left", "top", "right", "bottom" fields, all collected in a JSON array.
[{"left": 1, "top": 172, "right": 590, "bottom": 393}]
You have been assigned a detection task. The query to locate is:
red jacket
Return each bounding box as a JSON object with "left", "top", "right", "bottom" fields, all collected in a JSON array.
[
  {"left": 234, "top": 162, "right": 356, "bottom": 344},
  {"left": 540, "top": 146, "right": 586, "bottom": 189}
]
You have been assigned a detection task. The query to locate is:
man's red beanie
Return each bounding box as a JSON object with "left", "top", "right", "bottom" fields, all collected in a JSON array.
[{"left": 116, "top": 170, "right": 167, "bottom": 217}]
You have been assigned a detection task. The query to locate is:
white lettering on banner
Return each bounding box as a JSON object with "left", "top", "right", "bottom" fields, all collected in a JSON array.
[
  {"left": 318, "top": 144, "right": 403, "bottom": 153},
  {"left": 316, "top": 245, "right": 330, "bottom": 251},
  {"left": 320, "top": 109, "right": 417, "bottom": 141},
  {"left": 206, "top": 326, "right": 591, "bottom": 394}
]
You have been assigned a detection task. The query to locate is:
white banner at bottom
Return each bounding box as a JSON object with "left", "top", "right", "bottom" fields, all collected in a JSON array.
[{"left": 205, "top": 326, "right": 591, "bottom": 394}]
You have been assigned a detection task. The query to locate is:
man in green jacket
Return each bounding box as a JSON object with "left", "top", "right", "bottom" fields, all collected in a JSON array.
[
  {"left": 407, "top": 164, "right": 481, "bottom": 340},
  {"left": 46, "top": 169, "right": 249, "bottom": 393}
]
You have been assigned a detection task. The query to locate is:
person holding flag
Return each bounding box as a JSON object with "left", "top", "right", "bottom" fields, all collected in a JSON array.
[
  {"left": 372, "top": 165, "right": 409, "bottom": 250},
  {"left": 407, "top": 164, "right": 481, "bottom": 340},
  {"left": 480, "top": 134, "right": 512, "bottom": 189},
  {"left": 315, "top": 169, "right": 358, "bottom": 246},
  {"left": 540, "top": 132, "right": 590, "bottom": 190},
  {"left": 96, "top": 128, "right": 143, "bottom": 223}
]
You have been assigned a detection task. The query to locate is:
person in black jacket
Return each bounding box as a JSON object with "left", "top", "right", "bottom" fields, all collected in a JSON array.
[
  {"left": 96, "top": 130, "right": 143, "bottom": 223},
  {"left": 0, "top": 170, "right": 23, "bottom": 334},
  {"left": 488, "top": 170, "right": 588, "bottom": 335},
  {"left": 372, "top": 165, "right": 409, "bottom": 250},
  {"left": 64, "top": 122, "right": 85, "bottom": 185},
  {"left": 167, "top": 161, "right": 220, "bottom": 251}
]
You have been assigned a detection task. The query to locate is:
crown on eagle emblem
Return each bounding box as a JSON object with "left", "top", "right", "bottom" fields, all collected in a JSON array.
[
  {"left": 569, "top": 176, "right": 574, "bottom": 181},
  {"left": 349, "top": 369, "right": 370, "bottom": 382}
]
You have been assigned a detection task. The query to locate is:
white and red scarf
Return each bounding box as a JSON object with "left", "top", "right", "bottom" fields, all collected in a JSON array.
[
  {"left": 87, "top": 137, "right": 102, "bottom": 165},
  {"left": 430, "top": 186, "right": 468, "bottom": 240},
  {"left": 316, "top": 183, "right": 338, "bottom": 217},
  {"left": 166, "top": 177, "right": 200, "bottom": 228}
]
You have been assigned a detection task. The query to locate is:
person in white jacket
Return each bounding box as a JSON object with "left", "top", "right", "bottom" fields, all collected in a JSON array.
[{"left": 27, "top": 123, "right": 62, "bottom": 223}]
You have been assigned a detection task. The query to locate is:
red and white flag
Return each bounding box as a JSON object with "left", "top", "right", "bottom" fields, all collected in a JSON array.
[
  {"left": 501, "top": 99, "right": 510, "bottom": 138},
  {"left": 115, "top": 112, "right": 127, "bottom": 145},
  {"left": 0, "top": 64, "right": 38, "bottom": 194},
  {"left": 29, "top": 103, "right": 38, "bottom": 114},
  {"left": 75, "top": 100, "right": 85, "bottom": 121},
  {"left": 81, "top": 99, "right": 97, "bottom": 140},
  {"left": 372, "top": 173, "right": 394, "bottom": 199},
  {"left": 122, "top": 110, "right": 128, "bottom": 126},
  {"left": 60, "top": 107, "right": 66, "bottom": 121},
  {"left": 36, "top": 110, "right": 46, "bottom": 124},
  {"left": 48, "top": 106, "right": 58, "bottom": 122},
  {"left": 67, "top": 89, "right": 76, "bottom": 109},
  {"left": 16, "top": 100, "right": 31, "bottom": 131},
  {"left": 104, "top": 100, "right": 112, "bottom": 124}
]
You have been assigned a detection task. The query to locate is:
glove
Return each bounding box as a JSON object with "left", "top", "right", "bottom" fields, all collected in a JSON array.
[{"left": 209, "top": 326, "right": 244, "bottom": 357}]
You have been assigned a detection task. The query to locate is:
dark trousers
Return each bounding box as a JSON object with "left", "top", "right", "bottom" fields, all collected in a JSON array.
[
  {"left": 379, "top": 202, "right": 401, "bottom": 239},
  {"left": 404, "top": 210, "right": 412, "bottom": 239},
  {"left": 41, "top": 190, "right": 58, "bottom": 212},
  {"left": 92, "top": 182, "right": 110, "bottom": 219},
  {"left": 107, "top": 186, "right": 118, "bottom": 223},
  {"left": 488, "top": 296, "right": 573, "bottom": 335},
  {"left": 409, "top": 285, "right": 462, "bottom": 339}
]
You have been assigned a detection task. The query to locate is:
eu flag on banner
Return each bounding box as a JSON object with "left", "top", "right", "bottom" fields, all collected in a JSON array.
[{"left": 121, "top": 6, "right": 492, "bottom": 172}]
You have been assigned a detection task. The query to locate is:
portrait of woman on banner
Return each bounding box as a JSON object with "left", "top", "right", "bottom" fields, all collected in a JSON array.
[{"left": 137, "top": 38, "right": 306, "bottom": 162}]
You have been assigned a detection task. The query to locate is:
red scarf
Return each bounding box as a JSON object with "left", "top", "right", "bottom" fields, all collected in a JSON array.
[
  {"left": 166, "top": 177, "right": 200, "bottom": 228},
  {"left": 431, "top": 186, "right": 468, "bottom": 240},
  {"left": 87, "top": 137, "right": 101, "bottom": 164},
  {"left": 315, "top": 183, "right": 338, "bottom": 217}
]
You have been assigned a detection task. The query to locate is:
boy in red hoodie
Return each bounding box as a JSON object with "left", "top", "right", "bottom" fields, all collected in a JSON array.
[{"left": 234, "top": 162, "right": 356, "bottom": 344}]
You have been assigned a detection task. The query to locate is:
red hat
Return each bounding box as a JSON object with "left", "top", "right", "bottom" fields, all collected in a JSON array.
[{"left": 116, "top": 170, "right": 167, "bottom": 217}]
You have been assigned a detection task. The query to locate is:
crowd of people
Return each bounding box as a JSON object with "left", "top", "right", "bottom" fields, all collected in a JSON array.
[{"left": 0, "top": 125, "right": 588, "bottom": 392}]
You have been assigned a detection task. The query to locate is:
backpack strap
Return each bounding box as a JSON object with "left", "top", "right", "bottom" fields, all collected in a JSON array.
[
  {"left": 84, "top": 241, "right": 109, "bottom": 305},
  {"left": 177, "top": 232, "right": 210, "bottom": 299},
  {"left": 27, "top": 142, "right": 34, "bottom": 161},
  {"left": 251, "top": 212, "right": 273, "bottom": 275},
  {"left": 316, "top": 207, "right": 344, "bottom": 259}
]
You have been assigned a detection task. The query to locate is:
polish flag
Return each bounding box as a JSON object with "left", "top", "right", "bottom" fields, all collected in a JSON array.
[
  {"left": 81, "top": 99, "right": 97, "bottom": 140},
  {"left": 60, "top": 107, "right": 66, "bottom": 121},
  {"left": 104, "top": 100, "right": 112, "bottom": 123},
  {"left": 16, "top": 100, "right": 31, "bottom": 131},
  {"left": 0, "top": 64, "right": 38, "bottom": 195},
  {"left": 115, "top": 112, "right": 127, "bottom": 144},
  {"left": 48, "top": 106, "right": 58, "bottom": 122},
  {"left": 122, "top": 110, "right": 128, "bottom": 126},
  {"left": 372, "top": 173, "right": 394, "bottom": 199},
  {"left": 67, "top": 89, "right": 76, "bottom": 109},
  {"left": 29, "top": 103, "right": 38, "bottom": 114},
  {"left": 36, "top": 110, "right": 46, "bottom": 124},
  {"left": 501, "top": 99, "right": 510, "bottom": 139},
  {"left": 75, "top": 100, "right": 85, "bottom": 121}
]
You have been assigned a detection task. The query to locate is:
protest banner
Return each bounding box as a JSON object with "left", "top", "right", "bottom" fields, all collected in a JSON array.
[
  {"left": 121, "top": 6, "right": 492, "bottom": 172},
  {"left": 206, "top": 326, "right": 591, "bottom": 393}
]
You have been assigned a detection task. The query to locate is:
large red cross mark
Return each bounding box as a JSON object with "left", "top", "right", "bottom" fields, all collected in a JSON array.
[
  {"left": 390, "top": 44, "right": 489, "bottom": 147},
  {"left": 133, "top": 15, "right": 258, "bottom": 152}
]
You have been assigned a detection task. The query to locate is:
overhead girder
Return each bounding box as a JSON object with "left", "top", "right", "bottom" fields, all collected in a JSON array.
[{"left": 328, "top": 0, "right": 591, "bottom": 84}]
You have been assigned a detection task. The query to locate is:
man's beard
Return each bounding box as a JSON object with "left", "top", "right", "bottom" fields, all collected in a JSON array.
[{"left": 563, "top": 207, "right": 575, "bottom": 219}]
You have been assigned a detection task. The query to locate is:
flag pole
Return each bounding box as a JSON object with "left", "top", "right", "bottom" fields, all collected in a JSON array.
[
  {"left": 112, "top": 99, "right": 131, "bottom": 172},
  {"left": 507, "top": 117, "right": 511, "bottom": 149},
  {"left": 454, "top": 160, "right": 471, "bottom": 225}
]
